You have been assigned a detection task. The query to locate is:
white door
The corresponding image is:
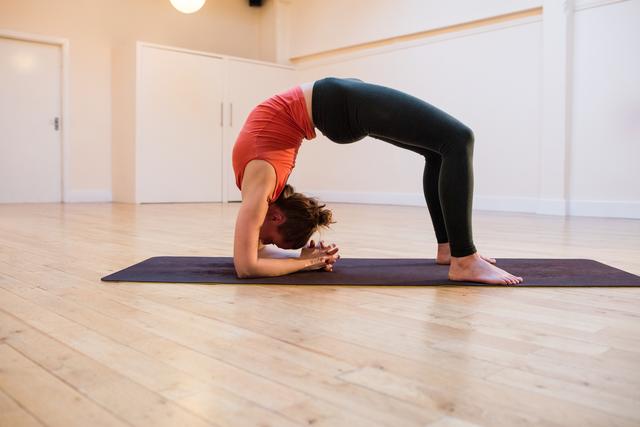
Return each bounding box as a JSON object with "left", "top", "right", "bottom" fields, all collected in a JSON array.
[
  {"left": 137, "top": 46, "right": 224, "bottom": 203},
  {"left": 0, "top": 37, "right": 62, "bottom": 203},
  {"left": 223, "top": 60, "right": 294, "bottom": 201}
]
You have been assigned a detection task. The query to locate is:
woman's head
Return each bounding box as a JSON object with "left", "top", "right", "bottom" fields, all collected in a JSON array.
[{"left": 267, "top": 184, "right": 334, "bottom": 249}]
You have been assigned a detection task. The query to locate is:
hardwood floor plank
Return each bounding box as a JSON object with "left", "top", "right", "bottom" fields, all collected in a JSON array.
[
  {"left": 0, "top": 309, "right": 307, "bottom": 427},
  {"left": 0, "top": 272, "right": 361, "bottom": 420},
  {"left": 0, "top": 344, "right": 131, "bottom": 427},
  {"left": 343, "top": 363, "right": 638, "bottom": 427},
  {"left": 0, "top": 276, "right": 435, "bottom": 426},
  {"left": 426, "top": 416, "right": 483, "bottom": 427},
  {"left": 0, "top": 388, "right": 45, "bottom": 427},
  {"left": 485, "top": 368, "right": 640, "bottom": 422},
  {"left": 275, "top": 397, "right": 390, "bottom": 427},
  {"left": 0, "top": 202, "right": 639, "bottom": 427},
  {"left": 299, "top": 335, "right": 637, "bottom": 427}
]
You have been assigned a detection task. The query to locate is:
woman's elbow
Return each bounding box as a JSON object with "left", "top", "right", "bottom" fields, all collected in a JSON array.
[
  {"left": 234, "top": 260, "right": 255, "bottom": 279},
  {"left": 236, "top": 270, "right": 253, "bottom": 279},
  {"left": 234, "top": 266, "right": 251, "bottom": 279}
]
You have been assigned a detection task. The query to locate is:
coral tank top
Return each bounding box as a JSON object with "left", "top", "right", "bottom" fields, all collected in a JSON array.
[{"left": 232, "top": 85, "right": 316, "bottom": 202}]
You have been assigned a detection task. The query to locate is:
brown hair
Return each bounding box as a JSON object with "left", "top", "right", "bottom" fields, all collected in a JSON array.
[{"left": 273, "top": 184, "right": 335, "bottom": 249}]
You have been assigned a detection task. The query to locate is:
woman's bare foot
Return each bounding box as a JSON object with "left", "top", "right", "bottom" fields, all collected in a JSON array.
[
  {"left": 449, "top": 252, "right": 523, "bottom": 285},
  {"left": 436, "top": 243, "right": 496, "bottom": 265}
]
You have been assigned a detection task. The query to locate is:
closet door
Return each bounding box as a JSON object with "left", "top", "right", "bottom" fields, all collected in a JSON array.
[
  {"left": 137, "top": 46, "right": 223, "bottom": 203},
  {"left": 223, "top": 59, "right": 294, "bottom": 202},
  {"left": 0, "top": 37, "right": 62, "bottom": 202}
]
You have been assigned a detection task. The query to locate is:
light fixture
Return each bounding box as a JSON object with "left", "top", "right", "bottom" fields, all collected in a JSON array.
[{"left": 170, "top": 0, "right": 206, "bottom": 14}]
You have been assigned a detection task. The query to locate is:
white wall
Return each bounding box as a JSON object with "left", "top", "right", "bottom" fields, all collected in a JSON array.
[
  {"left": 284, "top": 0, "right": 640, "bottom": 219},
  {"left": 0, "top": 0, "right": 264, "bottom": 203},
  {"left": 289, "top": 0, "right": 541, "bottom": 58},
  {"left": 291, "top": 19, "right": 543, "bottom": 210},
  {"left": 3, "top": 0, "right": 637, "bottom": 218},
  {"left": 569, "top": 0, "right": 640, "bottom": 217}
]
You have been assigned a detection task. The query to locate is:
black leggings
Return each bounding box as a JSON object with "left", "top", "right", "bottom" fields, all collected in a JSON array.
[{"left": 312, "top": 77, "right": 476, "bottom": 257}]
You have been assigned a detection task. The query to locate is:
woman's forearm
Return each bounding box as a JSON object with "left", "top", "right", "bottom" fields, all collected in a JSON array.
[{"left": 236, "top": 257, "right": 309, "bottom": 278}]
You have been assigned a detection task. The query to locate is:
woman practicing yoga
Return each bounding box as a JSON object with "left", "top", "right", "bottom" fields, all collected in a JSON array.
[{"left": 232, "top": 77, "right": 524, "bottom": 285}]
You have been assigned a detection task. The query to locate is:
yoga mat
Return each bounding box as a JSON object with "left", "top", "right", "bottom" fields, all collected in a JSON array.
[{"left": 101, "top": 257, "right": 640, "bottom": 287}]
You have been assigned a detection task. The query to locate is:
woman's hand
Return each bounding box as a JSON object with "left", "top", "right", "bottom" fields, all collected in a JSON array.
[{"left": 299, "top": 240, "right": 340, "bottom": 272}]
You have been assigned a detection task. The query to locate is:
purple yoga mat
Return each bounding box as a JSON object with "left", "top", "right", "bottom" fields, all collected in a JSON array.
[{"left": 101, "top": 257, "right": 640, "bottom": 287}]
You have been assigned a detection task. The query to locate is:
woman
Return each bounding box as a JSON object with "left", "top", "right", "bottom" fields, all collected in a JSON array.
[{"left": 232, "top": 77, "right": 523, "bottom": 285}]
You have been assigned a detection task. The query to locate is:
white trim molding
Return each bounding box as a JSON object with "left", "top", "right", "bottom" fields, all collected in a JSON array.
[
  {"left": 305, "top": 191, "right": 640, "bottom": 219},
  {"left": 305, "top": 192, "right": 556, "bottom": 216},
  {"left": 574, "top": 0, "right": 632, "bottom": 11},
  {"left": 568, "top": 199, "right": 640, "bottom": 219},
  {"left": 305, "top": 190, "right": 425, "bottom": 207},
  {"left": 64, "top": 190, "right": 113, "bottom": 203}
]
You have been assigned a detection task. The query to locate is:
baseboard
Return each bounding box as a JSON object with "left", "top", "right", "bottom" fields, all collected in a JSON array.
[
  {"left": 568, "top": 199, "right": 640, "bottom": 219},
  {"left": 64, "top": 189, "right": 112, "bottom": 203},
  {"left": 477, "top": 195, "right": 554, "bottom": 215},
  {"left": 305, "top": 190, "right": 425, "bottom": 207},
  {"left": 304, "top": 191, "right": 640, "bottom": 219}
]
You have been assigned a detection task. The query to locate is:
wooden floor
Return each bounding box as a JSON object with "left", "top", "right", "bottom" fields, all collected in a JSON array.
[{"left": 0, "top": 202, "right": 639, "bottom": 427}]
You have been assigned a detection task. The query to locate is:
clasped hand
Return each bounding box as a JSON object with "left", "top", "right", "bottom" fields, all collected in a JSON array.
[{"left": 299, "top": 240, "right": 340, "bottom": 272}]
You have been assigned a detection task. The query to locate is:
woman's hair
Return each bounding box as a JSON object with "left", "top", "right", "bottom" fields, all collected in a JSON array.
[{"left": 273, "top": 184, "right": 335, "bottom": 249}]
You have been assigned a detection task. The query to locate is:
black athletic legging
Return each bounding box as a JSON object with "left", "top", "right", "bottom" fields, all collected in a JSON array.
[{"left": 312, "top": 77, "right": 476, "bottom": 257}]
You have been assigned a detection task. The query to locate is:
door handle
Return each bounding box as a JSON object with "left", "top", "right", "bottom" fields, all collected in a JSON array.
[
  {"left": 54, "top": 117, "right": 60, "bottom": 131},
  {"left": 229, "top": 103, "right": 233, "bottom": 127}
]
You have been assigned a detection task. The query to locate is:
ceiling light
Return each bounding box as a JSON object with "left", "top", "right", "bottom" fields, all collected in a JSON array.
[{"left": 170, "top": 0, "right": 206, "bottom": 14}]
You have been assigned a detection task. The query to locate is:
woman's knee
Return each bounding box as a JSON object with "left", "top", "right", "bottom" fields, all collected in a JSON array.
[
  {"left": 460, "top": 125, "right": 474, "bottom": 145},
  {"left": 441, "top": 125, "right": 474, "bottom": 156}
]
